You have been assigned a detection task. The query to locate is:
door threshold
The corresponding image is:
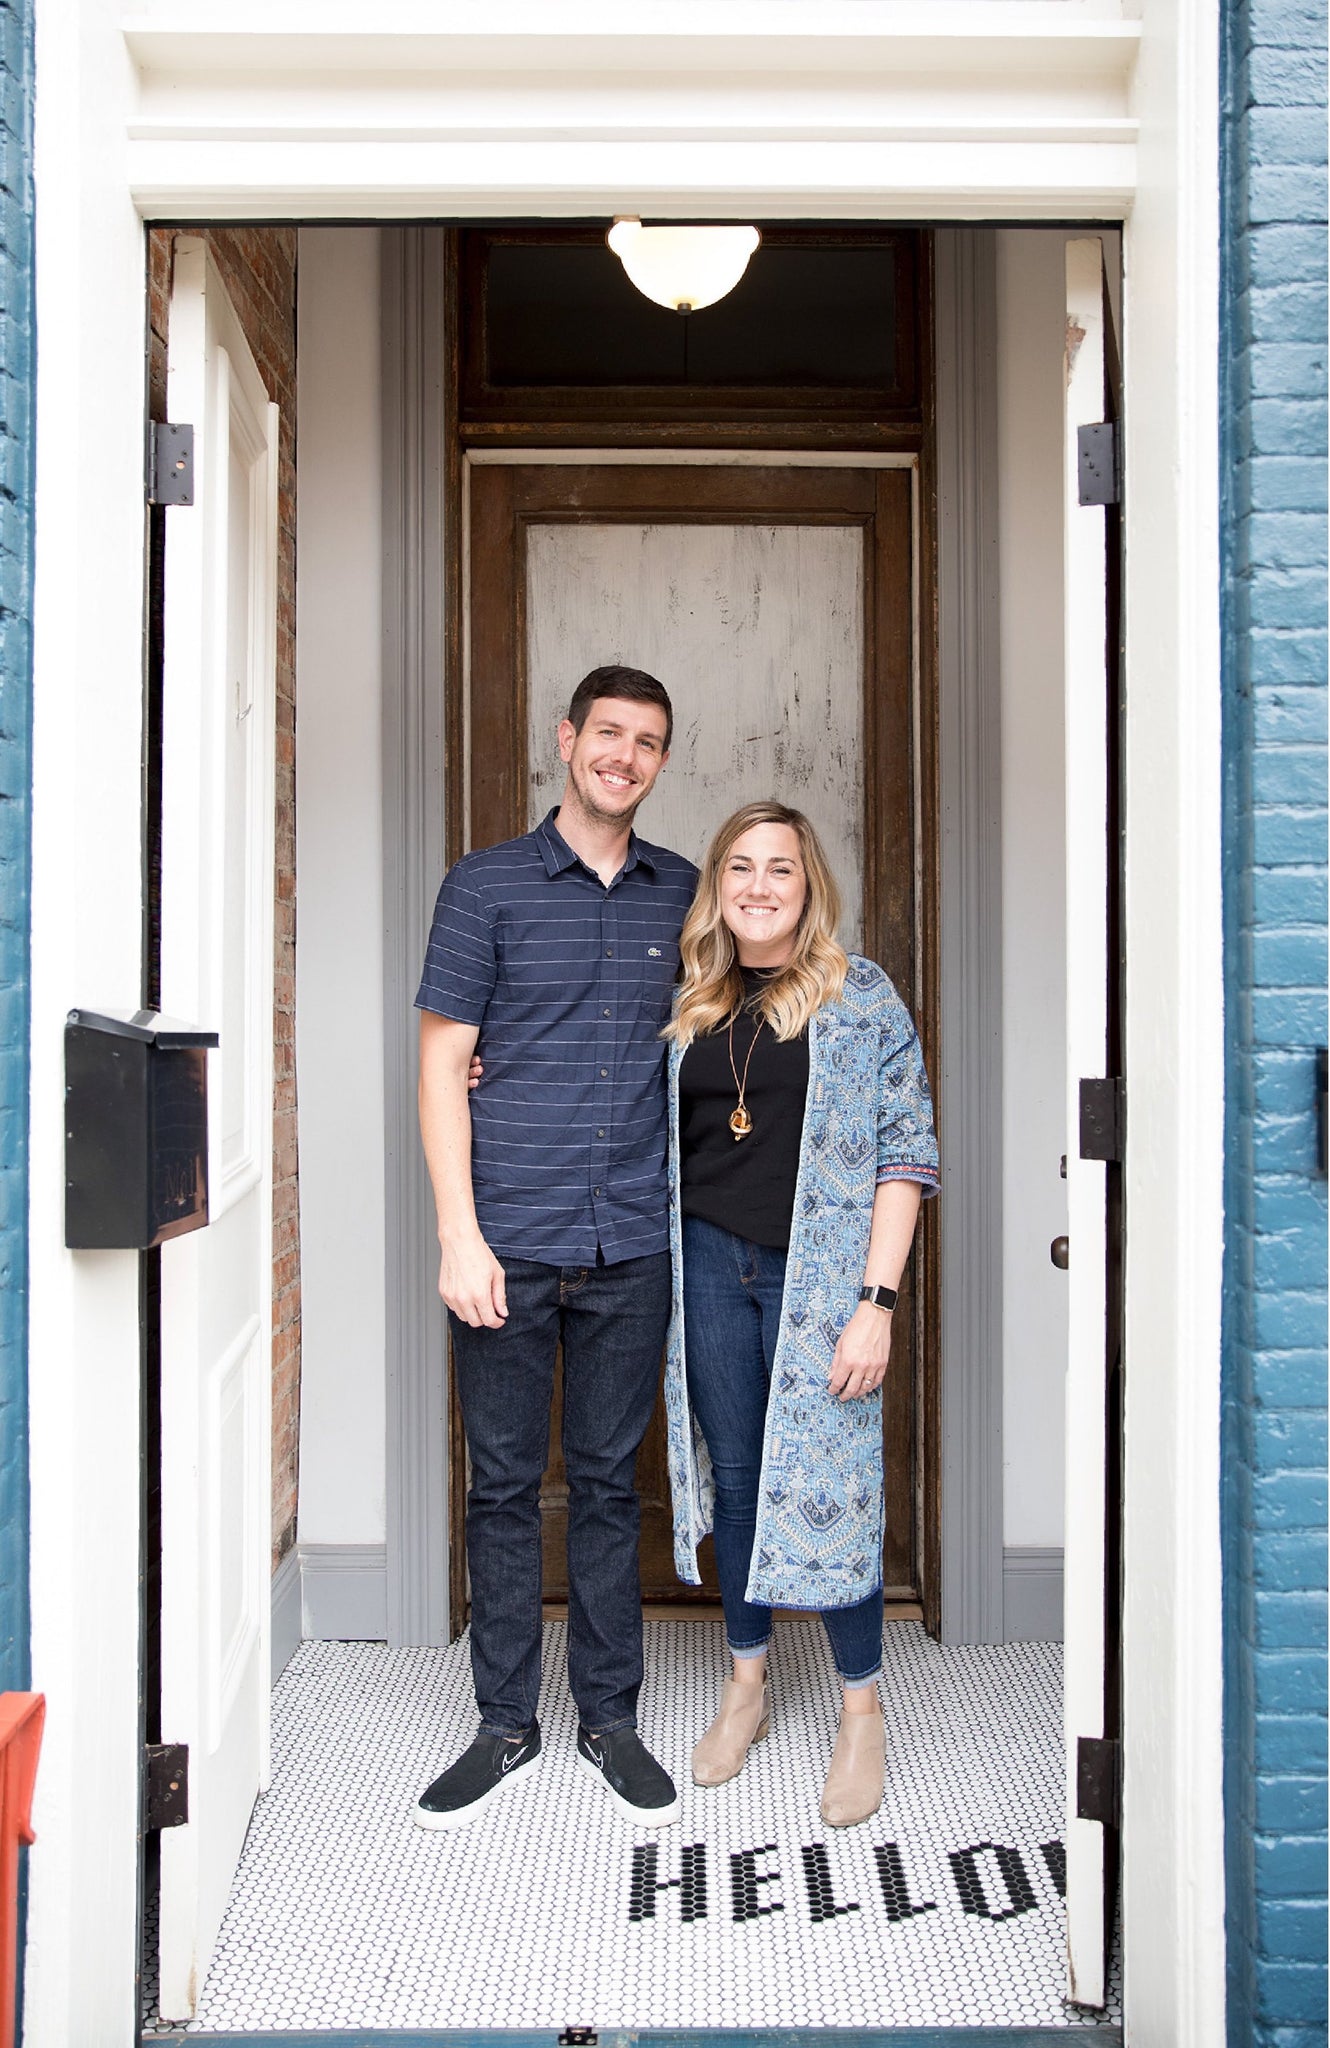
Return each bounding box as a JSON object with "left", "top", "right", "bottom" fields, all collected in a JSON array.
[
  {"left": 540, "top": 1602, "right": 927, "bottom": 1624},
  {"left": 147, "top": 2028, "right": 1121, "bottom": 2045}
]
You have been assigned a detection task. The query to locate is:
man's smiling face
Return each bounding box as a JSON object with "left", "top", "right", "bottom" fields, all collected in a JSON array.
[{"left": 557, "top": 695, "right": 671, "bottom": 828}]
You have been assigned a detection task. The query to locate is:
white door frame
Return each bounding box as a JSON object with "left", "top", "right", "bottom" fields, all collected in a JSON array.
[{"left": 26, "top": 9, "right": 1223, "bottom": 2045}]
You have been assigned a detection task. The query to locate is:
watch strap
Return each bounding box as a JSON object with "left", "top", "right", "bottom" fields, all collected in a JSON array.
[{"left": 860, "top": 1283, "right": 898, "bottom": 1313}]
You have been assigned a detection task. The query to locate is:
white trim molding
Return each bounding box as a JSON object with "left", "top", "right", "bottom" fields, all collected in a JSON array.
[
  {"left": 121, "top": 7, "right": 1138, "bottom": 221},
  {"left": 25, "top": 3, "right": 157, "bottom": 2036},
  {"left": 1119, "top": 0, "right": 1227, "bottom": 2037}
]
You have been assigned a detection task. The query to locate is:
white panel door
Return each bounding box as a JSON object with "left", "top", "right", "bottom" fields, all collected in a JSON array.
[
  {"left": 157, "top": 238, "right": 279, "bottom": 2020},
  {"left": 525, "top": 520, "right": 865, "bottom": 942},
  {"left": 1062, "top": 235, "right": 1112, "bottom": 2008}
]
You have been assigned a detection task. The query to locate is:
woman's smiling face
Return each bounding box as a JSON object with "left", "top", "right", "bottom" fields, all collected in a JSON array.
[{"left": 718, "top": 822, "right": 808, "bottom": 967}]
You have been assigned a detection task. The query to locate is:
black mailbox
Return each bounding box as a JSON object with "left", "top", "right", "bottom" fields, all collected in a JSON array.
[{"left": 65, "top": 1009, "right": 219, "bottom": 1250}]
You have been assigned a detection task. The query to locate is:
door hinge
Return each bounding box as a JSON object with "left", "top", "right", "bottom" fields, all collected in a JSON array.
[
  {"left": 1079, "top": 1077, "right": 1125, "bottom": 1162},
  {"left": 144, "top": 1742, "right": 189, "bottom": 1830},
  {"left": 1077, "top": 420, "right": 1119, "bottom": 506},
  {"left": 147, "top": 421, "right": 195, "bottom": 507},
  {"left": 558, "top": 2033, "right": 598, "bottom": 2046},
  {"left": 1076, "top": 1735, "right": 1121, "bottom": 1828}
]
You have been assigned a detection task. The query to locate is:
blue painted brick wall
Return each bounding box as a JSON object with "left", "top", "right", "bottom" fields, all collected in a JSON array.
[
  {"left": 0, "top": 0, "right": 33, "bottom": 1700},
  {"left": 1221, "top": 4, "right": 1328, "bottom": 2044}
]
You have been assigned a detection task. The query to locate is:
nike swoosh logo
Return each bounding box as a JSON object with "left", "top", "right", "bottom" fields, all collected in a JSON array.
[
  {"left": 584, "top": 1745, "right": 603, "bottom": 1769},
  {"left": 500, "top": 1745, "right": 528, "bottom": 1774}
]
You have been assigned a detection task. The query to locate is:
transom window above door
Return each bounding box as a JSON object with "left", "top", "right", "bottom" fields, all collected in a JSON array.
[{"left": 459, "top": 225, "right": 923, "bottom": 427}]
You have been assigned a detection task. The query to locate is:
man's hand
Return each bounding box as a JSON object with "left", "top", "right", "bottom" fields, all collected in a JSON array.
[
  {"left": 828, "top": 1300, "right": 893, "bottom": 1401},
  {"left": 418, "top": 1011, "right": 503, "bottom": 1323},
  {"left": 439, "top": 1230, "right": 508, "bottom": 1328}
]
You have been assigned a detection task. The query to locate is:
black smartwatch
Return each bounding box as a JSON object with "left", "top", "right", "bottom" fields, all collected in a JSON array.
[{"left": 859, "top": 1284, "right": 898, "bottom": 1313}]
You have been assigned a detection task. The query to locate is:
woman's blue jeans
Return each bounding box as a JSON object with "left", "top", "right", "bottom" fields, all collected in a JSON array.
[{"left": 682, "top": 1214, "right": 884, "bottom": 1686}]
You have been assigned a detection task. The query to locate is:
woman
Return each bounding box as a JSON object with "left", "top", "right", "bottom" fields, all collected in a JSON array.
[{"left": 663, "top": 801, "right": 938, "bottom": 1828}]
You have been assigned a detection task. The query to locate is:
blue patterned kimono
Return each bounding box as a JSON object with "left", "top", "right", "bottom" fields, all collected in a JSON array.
[{"left": 664, "top": 955, "right": 940, "bottom": 1611}]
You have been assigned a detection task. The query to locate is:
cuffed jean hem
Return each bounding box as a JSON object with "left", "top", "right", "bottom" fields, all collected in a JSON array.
[
  {"left": 728, "top": 1640, "right": 771, "bottom": 1659},
  {"left": 839, "top": 1666, "right": 884, "bottom": 1689}
]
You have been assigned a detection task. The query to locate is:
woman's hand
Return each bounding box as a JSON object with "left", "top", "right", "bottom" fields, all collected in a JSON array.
[
  {"left": 828, "top": 1300, "right": 893, "bottom": 1400},
  {"left": 467, "top": 1055, "right": 483, "bottom": 1092}
]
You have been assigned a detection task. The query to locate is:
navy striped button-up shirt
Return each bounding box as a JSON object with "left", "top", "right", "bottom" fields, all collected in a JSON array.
[{"left": 416, "top": 811, "right": 698, "bottom": 1266}]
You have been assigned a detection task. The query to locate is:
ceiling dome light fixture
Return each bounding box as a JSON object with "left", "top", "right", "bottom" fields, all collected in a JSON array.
[{"left": 607, "top": 217, "right": 761, "bottom": 315}]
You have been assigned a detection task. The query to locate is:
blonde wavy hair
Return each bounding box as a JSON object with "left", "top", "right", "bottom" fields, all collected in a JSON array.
[{"left": 666, "top": 802, "right": 849, "bottom": 1047}]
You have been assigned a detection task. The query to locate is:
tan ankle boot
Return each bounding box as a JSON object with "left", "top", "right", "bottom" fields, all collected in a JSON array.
[
  {"left": 691, "top": 1678, "right": 771, "bottom": 1786},
  {"left": 819, "top": 1701, "right": 884, "bottom": 1827}
]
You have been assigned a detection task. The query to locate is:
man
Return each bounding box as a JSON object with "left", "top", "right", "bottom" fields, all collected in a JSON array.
[{"left": 414, "top": 664, "right": 697, "bottom": 1831}]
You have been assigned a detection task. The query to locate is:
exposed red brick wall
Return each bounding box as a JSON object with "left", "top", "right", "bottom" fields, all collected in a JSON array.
[{"left": 148, "top": 228, "right": 301, "bottom": 1575}]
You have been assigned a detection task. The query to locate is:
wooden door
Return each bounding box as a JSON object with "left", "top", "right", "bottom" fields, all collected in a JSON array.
[
  {"left": 157, "top": 240, "right": 280, "bottom": 2019},
  {"left": 464, "top": 460, "right": 919, "bottom": 1607}
]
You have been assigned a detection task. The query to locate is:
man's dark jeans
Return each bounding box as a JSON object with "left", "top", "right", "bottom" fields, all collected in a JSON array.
[{"left": 448, "top": 1251, "right": 671, "bottom": 1739}]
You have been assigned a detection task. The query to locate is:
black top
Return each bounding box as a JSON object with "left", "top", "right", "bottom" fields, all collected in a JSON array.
[{"left": 679, "top": 969, "right": 811, "bottom": 1251}]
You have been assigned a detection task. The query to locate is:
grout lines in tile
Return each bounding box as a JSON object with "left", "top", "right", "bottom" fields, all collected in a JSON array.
[{"left": 186, "top": 1620, "right": 1121, "bottom": 2034}]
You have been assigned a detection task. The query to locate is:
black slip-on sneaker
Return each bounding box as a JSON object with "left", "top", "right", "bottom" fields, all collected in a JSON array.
[
  {"left": 414, "top": 1723, "right": 541, "bottom": 1831},
  {"left": 576, "top": 1724, "right": 680, "bottom": 1828}
]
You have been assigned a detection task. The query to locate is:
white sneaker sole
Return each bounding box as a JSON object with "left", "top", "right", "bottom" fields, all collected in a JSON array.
[
  {"left": 413, "top": 1746, "right": 540, "bottom": 1831},
  {"left": 575, "top": 1748, "right": 681, "bottom": 1828}
]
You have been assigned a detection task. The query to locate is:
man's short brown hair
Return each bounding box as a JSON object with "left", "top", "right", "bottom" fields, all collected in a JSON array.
[{"left": 566, "top": 665, "right": 674, "bottom": 752}]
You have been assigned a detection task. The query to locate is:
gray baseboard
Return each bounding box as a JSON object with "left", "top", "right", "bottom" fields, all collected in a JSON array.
[
  {"left": 299, "top": 1540, "right": 390, "bottom": 1643},
  {"left": 1003, "top": 1546, "right": 1064, "bottom": 1642},
  {"left": 277, "top": 1540, "right": 1058, "bottom": 1659},
  {"left": 271, "top": 1544, "right": 303, "bottom": 1683},
  {"left": 271, "top": 1541, "right": 390, "bottom": 1681}
]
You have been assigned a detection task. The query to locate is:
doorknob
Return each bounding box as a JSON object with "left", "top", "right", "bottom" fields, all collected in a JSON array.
[{"left": 1050, "top": 1236, "right": 1069, "bottom": 1270}]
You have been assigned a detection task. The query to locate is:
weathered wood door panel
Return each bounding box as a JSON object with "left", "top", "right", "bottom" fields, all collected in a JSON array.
[
  {"left": 526, "top": 520, "right": 866, "bottom": 933},
  {"left": 465, "top": 460, "right": 918, "bottom": 1606}
]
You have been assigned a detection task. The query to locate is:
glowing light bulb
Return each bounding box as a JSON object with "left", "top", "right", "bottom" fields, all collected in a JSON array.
[{"left": 607, "top": 218, "right": 761, "bottom": 314}]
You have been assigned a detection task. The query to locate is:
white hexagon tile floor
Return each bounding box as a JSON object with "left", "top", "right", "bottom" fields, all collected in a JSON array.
[{"left": 186, "top": 1619, "right": 1121, "bottom": 2033}]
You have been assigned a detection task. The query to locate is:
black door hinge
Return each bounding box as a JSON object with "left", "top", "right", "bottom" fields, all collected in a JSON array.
[
  {"left": 1076, "top": 1735, "right": 1121, "bottom": 1828},
  {"left": 144, "top": 1742, "right": 189, "bottom": 1830},
  {"left": 147, "top": 421, "right": 195, "bottom": 507},
  {"left": 558, "top": 2033, "right": 598, "bottom": 2046},
  {"left": 1077, "top": 420, "right": 1120, "bottom": 506},
  {"left": 1079, "top": 1077, "right": 1125, "bottom": 1162}
]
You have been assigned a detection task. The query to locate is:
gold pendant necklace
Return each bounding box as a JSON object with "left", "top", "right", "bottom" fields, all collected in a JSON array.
[{"left": 727, "top": 1011, "right": 763, "bottom": 1140}]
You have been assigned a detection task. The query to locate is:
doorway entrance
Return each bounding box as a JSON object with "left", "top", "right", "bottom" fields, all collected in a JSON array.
[
  {"left": 464, "top": 454, "right": 927, "bottom": 1610},
  {"left": 442, "top": 223, "right": 938, "bottom": 1628},
  {"left": 143, "top": 219, "right": 1127, "bottom": 2033}
]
